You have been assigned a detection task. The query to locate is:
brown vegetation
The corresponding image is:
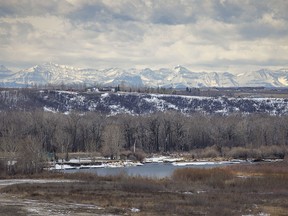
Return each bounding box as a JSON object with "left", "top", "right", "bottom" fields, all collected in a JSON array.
[
  {"left": 0, "top": 161, "right": 287, "bottom": 215},
  {"left": 0, "top": 109, "right": 288, "bottom": 175}
]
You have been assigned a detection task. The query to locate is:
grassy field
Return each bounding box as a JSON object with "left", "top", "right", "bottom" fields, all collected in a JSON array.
[{"left": 0, "top": 161, "right": 287, "bottom": 215}]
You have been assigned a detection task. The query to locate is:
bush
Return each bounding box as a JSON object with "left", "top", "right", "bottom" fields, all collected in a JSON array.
[
  {"left": 121, "top": 177, "right": 164, "bottom": 192},
  {"left": 132, "top": 150, "right": 146, "bottom": 162},
  {"left": 226, "top": 147, "right": 262, "bottom": 159},
  {"left": 259, "top": 145, "right": 287, "bottom": 159},
  {"left": 172, "top": 167, "right": 233, "bottom": 188},
  {"left": 119, "top": 149, "right": 146, "bottom": 162},
  {"left": 14, "top": 137, "right": 46, "bottom": 175},
  {"left": 284, "top": 154, "right": 288, "bottom": 162},
  {"left": 0, "top": 160, "right": 6, "bottom": 177},
  {"left": 193, "top": 146, "right": 220, "bottom": 159},
  {"left": 227, "top": 147, "right": 249, "bottom": 159}
]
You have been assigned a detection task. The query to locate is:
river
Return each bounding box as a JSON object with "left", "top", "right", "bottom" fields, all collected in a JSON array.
[{"left": 64, "top": 161, "right": 239, "bottom": 178}]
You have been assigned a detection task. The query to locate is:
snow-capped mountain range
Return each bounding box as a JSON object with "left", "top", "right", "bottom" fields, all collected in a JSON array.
[{"left": 1, "top": 62, "right": 288, "bottom": 88}]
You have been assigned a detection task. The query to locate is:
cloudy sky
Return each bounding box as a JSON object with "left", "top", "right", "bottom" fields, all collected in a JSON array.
[{"left": 0, "top": 0, "right": 288, "bottom": 72}]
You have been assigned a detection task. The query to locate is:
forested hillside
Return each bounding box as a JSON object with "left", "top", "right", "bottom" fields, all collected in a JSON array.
[
  {"left": 1, "top": 88, "right": 288, "bottom": 115},
  {"left": 1, "top": 88, "right": 288, "bottom": 175},
  {"left": 1, "top": 110, "right": 287, "bottom": 173}
]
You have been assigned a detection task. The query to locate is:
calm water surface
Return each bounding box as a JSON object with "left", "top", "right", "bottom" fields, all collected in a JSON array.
[{"left": 65, "top": 162, "right": 234, "bottom": 178}]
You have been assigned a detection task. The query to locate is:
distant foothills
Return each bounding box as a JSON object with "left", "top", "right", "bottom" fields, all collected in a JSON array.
[{"left": 1, "top": 62, "right": 288, "bottom": 88}]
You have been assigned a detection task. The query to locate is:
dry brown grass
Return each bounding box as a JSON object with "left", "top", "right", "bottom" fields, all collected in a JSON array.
[
  {"left": 191, "top": 146, "right": 221, "bottom": 159},
  {"left": 172, "top": 167, "right": 233, "bottom": 189},
  {"left": 228, "top": 160, "right": 288, "bottom": 175},
  {"left": 190, "top": 145, "right": 288, "bottom": 161},
  {"left": 226, "top": 145, "right": 288, "bottom": 160},
  {"left": 1, "top": 161, "right": 288, "bottom": 215}
]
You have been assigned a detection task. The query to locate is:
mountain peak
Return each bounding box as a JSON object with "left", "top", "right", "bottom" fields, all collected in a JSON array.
[
  {"left": 174, "top": 65, "right": 185, "bottom": 70},
  {"left": 0, "top": 65, "right": 10, "bottom": 72},
  {"left": 278, "top": 68, "right": 288, "bottom": 73},
  {"left": 173, "top": 65, "right": 190, "bottom": 74},
  {"left": 43, "top": 62, "right": 55, "bottom": 66},
  {"left": 1, "top": 63, "right": 287, "bottom": 88}
]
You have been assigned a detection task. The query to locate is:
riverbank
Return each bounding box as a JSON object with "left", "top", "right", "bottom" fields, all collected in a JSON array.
[
  {"left": 0, "top": 160, "right": 287, "bottom": 216},
  {"left": 48, "top": 153, "right": 282, "bottom": 171}
]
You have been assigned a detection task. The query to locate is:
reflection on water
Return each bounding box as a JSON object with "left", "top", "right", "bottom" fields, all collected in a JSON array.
[{"left": 65, "top": 162, "right": 233, "bottom": 178}]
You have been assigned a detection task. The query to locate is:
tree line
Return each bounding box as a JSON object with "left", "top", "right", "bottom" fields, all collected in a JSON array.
[{"left": 0, "top": 110, "right": 287, "bottom": 174}]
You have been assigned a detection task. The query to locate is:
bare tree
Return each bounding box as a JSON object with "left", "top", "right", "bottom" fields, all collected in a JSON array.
[
  {"left": 87, "top": 113, "right": 104, "bottom": 152},
  {"left": 148, "top": 115, "right": 161, "bottom": 152},
  {"left": 0, "top": 111, "right": 27, "bottom": 174},
  {"left": 16, "top": 136, "right": 45, "bottom": 174},
  {"left": 64, "top": 112, "right": 82, "bottom": 152},
  {"left": 101, "top": 123, "right": 123, "bottom": 159},
  {"left": 162, "top": 115, "right": 173, "bottom": 152},
  {"left": 121, "top": 115, "right": 137, "bottom": 150}
]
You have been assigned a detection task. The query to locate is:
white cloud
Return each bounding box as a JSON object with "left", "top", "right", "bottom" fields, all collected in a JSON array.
[{"left": 0, "top": 0, "right": 287, "bottom": 72}]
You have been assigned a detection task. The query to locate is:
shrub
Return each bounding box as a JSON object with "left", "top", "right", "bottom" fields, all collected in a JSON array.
[
  {"left": 119, "top": 149, "right": 146, "bottom": 162},
  {"left": 0, "top": 159, "right": 5, "bottom": 177},
  {"left": 132, "top": 151, "right": 146, "bottom": 162},
  {"left": 259, "top": 145, "right": 287, "bottom": 159},
  {"left": 121, "top": 177, "right": 164, "bottom": 193},
  {"left": 226, "top": 147, "right": 262, "bottom": 159},
  {"left": 172, "top": 167, "right": 233, "bottom": 188},
  {"left": 194, "top": 146, "right": 220, "bottom": 159},
  {"left": 14, "top": 137, "right": 46, "bottom": 175},
  {"left": 284, "top": 153, "right": 288, "bottom": 162},
  {"left": 227, "top": 147, "right": 249, "bottom": 159}
]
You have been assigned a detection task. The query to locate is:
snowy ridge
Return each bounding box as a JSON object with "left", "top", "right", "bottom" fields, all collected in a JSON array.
[
  {"left": 46, "top": 91, "right": 288, "bottom": 115},
  {"left": 1, "top": 63, "right": 288, "bottom": 88},
  {"left": 1, "top": 89, "right": 288, "bottom": 115}
]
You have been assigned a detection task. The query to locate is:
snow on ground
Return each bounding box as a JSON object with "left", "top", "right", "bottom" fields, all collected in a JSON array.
[
  {"left": 144, "top": 155, "right": 185, "bottom": 163},
  {"left": 48, "top": 155, "right": 248, "bottom": 170},
  {"left": 101, "top": 92, "right": 109, "bottom": 98},
  {"left": 43, "top": 106, "right": 57, "bottom": 113},
  {"left": 56, "top": 90, "right": 78, "bottom": 95},
  {"left": 0, "top": 193, "right": 106, "bottom": 216},
  {"left": 0, "top": 179, "right": 77, "bottom": 188},
  {"left": 130, "top": 207, "right": 140, "bottom": 213},
  {"left": 172, "top": 160, "right": 242, "bottom": 166},
  {"left": 49, "top": 160, "right": 143, "bottom": 170},
  {"left": 242, "top": 213, "right": 270, "bottom": 216}
]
